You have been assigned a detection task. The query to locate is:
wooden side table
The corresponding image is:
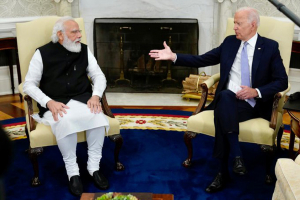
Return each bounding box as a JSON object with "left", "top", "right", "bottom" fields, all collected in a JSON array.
[
  {"left": 287, "top": 110, "right": 300, "bottom": 159},
  {"left": 0, "top": 37, "right": 22, "bottom": 101}
]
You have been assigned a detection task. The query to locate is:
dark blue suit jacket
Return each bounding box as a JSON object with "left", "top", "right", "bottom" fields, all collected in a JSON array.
[{"left": 175, "top": 35, "right": 288, "bottom": 121}]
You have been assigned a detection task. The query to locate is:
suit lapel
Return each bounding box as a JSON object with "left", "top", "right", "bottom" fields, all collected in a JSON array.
[
  {"left": 225, "top": 38, "right": 241, "bottom": 76},
  {"left": 217, "top": 38, "right": 240, "bottom": 91},
  {"left": 251, "top": 34, "right": 264, "bottom": 85},
  {"left": 224, "top": 38, "right": 241, "bottom": 81}
]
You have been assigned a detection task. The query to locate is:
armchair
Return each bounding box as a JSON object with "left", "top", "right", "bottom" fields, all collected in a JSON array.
[
  {"left": 16, "top": 16, "right": 124, "bottom": 186},
  {"left": 182, "top": 16, "right": 294, "bottom": 183},
  {"left": 272, "top": 155, "right": 300, "bottom": 200}
]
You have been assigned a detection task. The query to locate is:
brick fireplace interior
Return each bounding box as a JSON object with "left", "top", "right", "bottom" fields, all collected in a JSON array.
[{"left": 93, "top": 18, "right": 198, "bottom": 93}]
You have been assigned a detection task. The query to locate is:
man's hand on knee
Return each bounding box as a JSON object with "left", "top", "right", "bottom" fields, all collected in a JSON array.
[
  {"left": 236, "top": 86, "right": 258, "bottom": 100},
  {"left": 87, "top": 95, "right": 102, "bottom": 114},
  {"left": 46, "top": 100, "right": 70, "bottom": 121}
]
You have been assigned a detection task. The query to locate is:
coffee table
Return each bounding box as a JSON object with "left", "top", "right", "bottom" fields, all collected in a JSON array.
[{"left": 80, "top": 193, "right": 174, "bottom": 200}]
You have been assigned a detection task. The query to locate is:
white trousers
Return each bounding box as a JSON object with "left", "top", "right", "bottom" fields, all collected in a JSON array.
[{"left": 57, "top": 126, "right": 105, "bottom": 180}]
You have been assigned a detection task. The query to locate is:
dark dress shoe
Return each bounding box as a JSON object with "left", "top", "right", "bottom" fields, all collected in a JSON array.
[
  {"left": 93, "top": 170, "right": 109, "bottom": 190},
  {"left": 233, "top": 156, "right": 247, "bottom": 175},
  {"left": 205, "top": 172, "right": 230, "bottom": 193},
  {"left": 69, "top": 175, "right": 83, "bottom": 196}
]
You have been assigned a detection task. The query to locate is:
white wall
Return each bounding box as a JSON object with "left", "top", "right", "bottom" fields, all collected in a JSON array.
[{"left": 0, "top": 66, "right": 19, "bottom": 95}]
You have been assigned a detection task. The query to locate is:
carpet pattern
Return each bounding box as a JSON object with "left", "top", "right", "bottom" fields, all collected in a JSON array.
[
  {"left": 1, "top": 110, "right": 298, "bottom": 151},
  {"left": 1, "top": 112, "right": 189, "bottom": 140},
  {"left": 1, "top": 117, "right": 26, "bottom": 140},
  {"left": 115, "top": 114, "right": 188, "bottom": 131}
]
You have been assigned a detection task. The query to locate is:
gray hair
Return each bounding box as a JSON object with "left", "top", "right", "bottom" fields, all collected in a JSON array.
[
  {"left": 236, "top": 7, "right": 260, "bottom": 27},
  {"left": 51, "top": 16, "right": 76, "bottom": 43}
]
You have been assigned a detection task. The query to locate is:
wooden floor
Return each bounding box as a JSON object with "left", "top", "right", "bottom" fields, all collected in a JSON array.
[
  {"left": 0, "top": 94, "right": 197, "bottom": 121},
  {"left": 0, "top": 94, "right": 25, "bottom": 120}
]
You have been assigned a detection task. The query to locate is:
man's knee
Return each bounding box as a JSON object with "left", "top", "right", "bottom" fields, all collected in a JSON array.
[
  {"left": 215, "top": 90, "right": 236, "bottom": 106},
  {"left": 218, "top": 90, "right": 236, "bottom": 99}
]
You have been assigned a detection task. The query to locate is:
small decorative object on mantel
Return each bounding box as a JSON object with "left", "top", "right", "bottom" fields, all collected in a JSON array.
[{"left": 181, "top": 72, "right": 218, "bottom": 101}]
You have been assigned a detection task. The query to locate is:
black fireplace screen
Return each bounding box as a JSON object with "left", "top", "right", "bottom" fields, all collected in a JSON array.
[{"left": 93, "top": 18, "right": 198, "bottom": 93}]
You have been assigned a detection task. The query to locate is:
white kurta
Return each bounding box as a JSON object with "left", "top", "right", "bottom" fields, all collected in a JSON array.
[{"left": 23, "top": 45, "right": 109, "bottom": 140}]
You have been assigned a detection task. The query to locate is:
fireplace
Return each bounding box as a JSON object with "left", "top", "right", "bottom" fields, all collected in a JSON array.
[{"left": 93, "top": 18, "right": 198, "bottom": 93}]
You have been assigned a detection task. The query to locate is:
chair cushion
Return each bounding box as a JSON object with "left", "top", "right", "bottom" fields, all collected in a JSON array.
[
  {"left": 27, "top": 114, "right": 120, "bottom": 148},
  {"left": 187, "top": 110, "right": 280, "bottom": 145},
  {"left": 272, "top": 158, "right": 300, "bottom": 200}
]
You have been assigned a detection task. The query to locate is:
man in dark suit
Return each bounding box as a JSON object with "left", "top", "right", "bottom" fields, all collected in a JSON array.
[{"left": 149, "top": 7, "right": 288, "bottom": 193}]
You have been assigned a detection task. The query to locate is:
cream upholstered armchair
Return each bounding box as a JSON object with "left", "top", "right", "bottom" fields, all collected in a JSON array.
[
  {"left": 16, "top": 16, "right": 124, "bottom": 186},
  {"left": 272, "top": 155, "right": 300, "bottom": 200},
  {"left": 182, "top": 16, "right": 294, "bottom": 183}
]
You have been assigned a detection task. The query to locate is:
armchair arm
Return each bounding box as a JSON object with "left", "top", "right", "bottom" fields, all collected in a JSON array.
[
  {"left": 18, "top": 82, "right": 25, "bottom": 97},
  {"left": 24, "top": 94, "right": 36, "bottom": 132},
  {"left": 269, "top": 83, "right": 291, "bottom": 129},
  {"left": 101, "top": 91, "right": 115, "bottom": 118},
  {"left": 89, "top": 79, "right": 114, "bottom": 118},
  {"left": 18, "top": 82, "right": 36, "bottom": 131},
  {"left": 193, "top": 73, "right": 220, "bottom": 115}
]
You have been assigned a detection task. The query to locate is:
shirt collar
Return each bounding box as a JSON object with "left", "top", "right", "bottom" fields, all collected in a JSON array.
[{"left": 243, "top": 32, "right": 258, "bottom": 48}]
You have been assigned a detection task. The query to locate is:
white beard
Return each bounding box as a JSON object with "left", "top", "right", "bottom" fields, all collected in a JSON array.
[{"left": 62, "top": 35, "right": 81, "bottom": 53}]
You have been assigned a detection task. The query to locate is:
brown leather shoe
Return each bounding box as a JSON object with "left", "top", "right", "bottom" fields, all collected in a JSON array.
[
  {"left": 69, "top": 175, "right": 83, "bottom": 196},
  {"left": 233, "top": 156, "right": 248, "bottom": 175},
  {"left": 93, "top": 170, "right": 109, "bottom": 190},
  {"left": 205, "top": 172, "right": 230, "bottom": 193}
]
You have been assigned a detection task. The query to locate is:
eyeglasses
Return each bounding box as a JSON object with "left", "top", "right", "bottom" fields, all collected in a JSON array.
[{"left": 70, "top": 30, "right": 82, "bottom": 35}]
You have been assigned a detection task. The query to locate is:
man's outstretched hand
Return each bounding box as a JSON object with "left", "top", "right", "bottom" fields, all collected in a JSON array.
[
  {"left": 47, "top": 100, "right": 69, "bottom": 121},
  {"left": 149, "top": 41, "right": 176, "bottom": 61},
  {"left": 87, "top": 95, "right": 102, "bottom": 114}
]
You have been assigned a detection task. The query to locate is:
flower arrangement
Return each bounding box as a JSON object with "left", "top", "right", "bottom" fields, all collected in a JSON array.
[{"left": 96, "top": 192, "right": 138, "bottom": 200}]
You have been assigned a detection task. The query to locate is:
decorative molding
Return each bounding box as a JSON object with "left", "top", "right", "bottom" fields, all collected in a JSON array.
[
  {"left": 216, "top": 0, "right": 237, "bottom": 44},
  {"left": 236, "top": 0, "right": 300, "bottom": 18},
  {"left": 0, "top": 0, "right": 77, "bottom": 18},
  {"left": 54, "top": 0, "right": 74, "bottom": 3},
  {"left": 0, "top": 0, "right": 57, "bottom": 18},
  {"left": 217, "top": 0, "right": 237, "bottom": 3},
  {"left": 53, "top": 0, "right": 74, "bottom": 16},
  {"left": 57, "top": 0, "right": 72, "bottom": 16}
]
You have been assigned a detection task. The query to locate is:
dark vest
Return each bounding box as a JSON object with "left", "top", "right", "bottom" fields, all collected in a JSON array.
[{"left": 38, "top": 42, "right": 92, "bottom": 117}]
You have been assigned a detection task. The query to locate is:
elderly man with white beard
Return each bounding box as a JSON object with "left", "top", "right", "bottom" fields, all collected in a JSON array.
[{"left": 23, "top": 16, "right": 109, "bottom": 196}]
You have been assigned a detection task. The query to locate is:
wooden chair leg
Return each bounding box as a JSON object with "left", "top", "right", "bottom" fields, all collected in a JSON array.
[
  {"left": 182, "top": 131, "right": 197, "bottom": 167},
  {"left": 276, "top": 126, "right": 284, "bottom": 151},
  {"left": 109, "top": 134, "right": 125, "bottom": 171},
  {"left": 28, "top": 147, "right": 43, "bottom": 186},
  {"left": 24, "top": 126, "right": 29, "bottom": 140},
  {"left": 19, "top": 93, "right": 23, "bottom": 103},
  {"left": 261, "top": 145, "right": 275, "bottom": 184}
]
